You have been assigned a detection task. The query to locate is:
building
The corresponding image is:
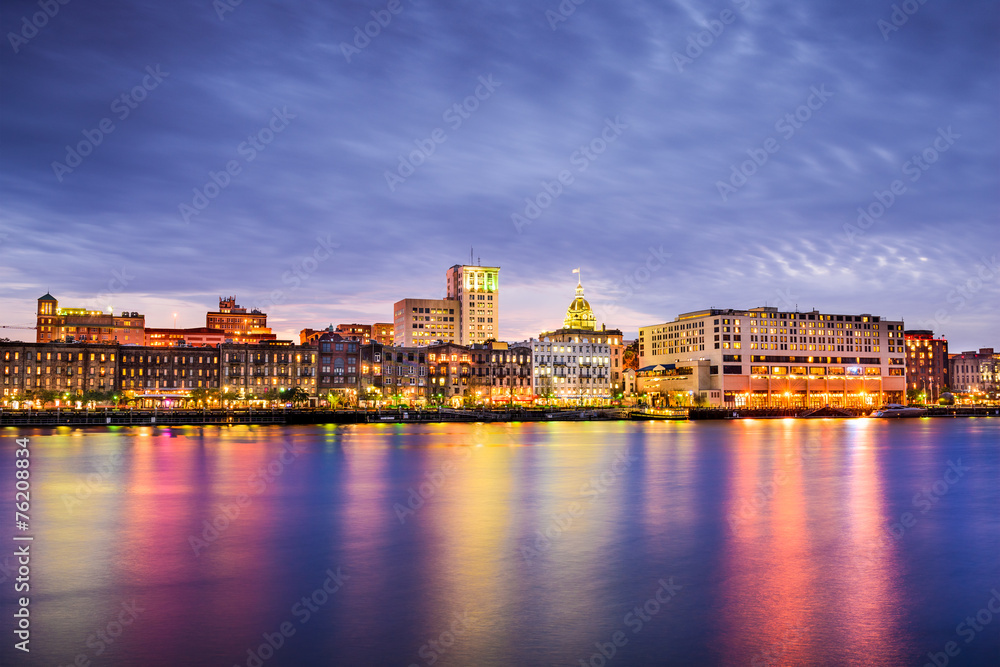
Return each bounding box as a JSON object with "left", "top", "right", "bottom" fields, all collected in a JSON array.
[
  {"left": 2, "top": 342, "right": 119, "bottom": 399},
  {"left": 360, "top": 343, "right": 429, "bottom": 405},
  {"left": 373, "top": 323, "right": 394, "bottom": 346},
  {"left": 119, "top": 347, "right": 221, "bottom": 396},
  {"left": 904, "top": 330, "right": 949, "bottom": 403},
  {"left": 336, "top": 324, "right": 372, "bottom": 341},
  {"left": 393, "top": 298, "right": 460, "bottom": 347},
  {"left": 315, "top": 332, "right": 360, "bottom": 402},
  {"left": 206, "top": 296, "right": 274, "bottom": 343},
  {"left": 637, "top": 307, "right": 907, "bottom": 408},
  {"left": 476, "top": 341, "right": 533, "bottom": 404},
  {"left": 525, "top": 277, "right": 620, "bottom": 404},
  {"left": 949, "top": 348, "right": 998, "bottom": 394},
  {"left": 426, "top": 342, "right": 478, "bottom": 404},
  {"left": 446, "top": 264, "right": 500, "bottom": 345},
  {"left": 219, "top": 341, "right": 317, "bottom": 398},
  {"left": 35, "top": 293, "right": 145, "bottom": 345},
  {"left": 145, "top": 327, "right": 227, "bottom": 347}
]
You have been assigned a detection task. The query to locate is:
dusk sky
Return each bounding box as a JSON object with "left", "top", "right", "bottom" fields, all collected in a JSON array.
[{"left": 1, "top": 0, "right": 997, "bottom": 349}]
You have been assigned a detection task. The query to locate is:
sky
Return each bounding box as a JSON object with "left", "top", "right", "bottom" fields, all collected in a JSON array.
[{"left": 1, "top": 0, "right": 997, "bottom": 350}]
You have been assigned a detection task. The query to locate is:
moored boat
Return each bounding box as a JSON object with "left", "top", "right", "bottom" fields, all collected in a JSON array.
[{"left": 870, "top": 404, "right": 927, "bottom": 418}]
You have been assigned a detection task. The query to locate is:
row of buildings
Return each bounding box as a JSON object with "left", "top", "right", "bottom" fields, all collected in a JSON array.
[{"left": 3, "top": 262, "right": 996, "bottom": 407}]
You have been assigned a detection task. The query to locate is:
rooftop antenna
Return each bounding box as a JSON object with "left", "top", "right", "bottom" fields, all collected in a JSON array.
[{"left": 470, "top": 247, "right": 473, "bottom": 265}]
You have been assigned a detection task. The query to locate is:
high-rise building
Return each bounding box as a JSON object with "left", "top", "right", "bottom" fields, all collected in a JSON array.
[
  {"left": 35, "top": 293, "right": 145, "bottom": 345},
  {"left": 393, "top": 298, "right": 459, "bottom": 347},
  {"left": 637, "top": 306, "right": 907, "bottom": 407},
  {"left": 446, "top": 264, "right": 499, "bottom": 345},
  {"left": 903, "top": 330, "right": 949, "bottom": 403}
]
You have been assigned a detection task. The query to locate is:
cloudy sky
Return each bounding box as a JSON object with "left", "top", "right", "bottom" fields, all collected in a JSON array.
[{"left": 1, "top": 0, "right": 997, "bottom": 350}]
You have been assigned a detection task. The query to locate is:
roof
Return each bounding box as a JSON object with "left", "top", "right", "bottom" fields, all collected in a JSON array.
[{"left": 38, "top": 293, "right": 57, "bottom": 301}]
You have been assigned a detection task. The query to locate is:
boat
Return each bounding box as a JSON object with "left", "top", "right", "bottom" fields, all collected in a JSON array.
[{"left": 870, "top": 404, "right": 927, "bottom": 418}]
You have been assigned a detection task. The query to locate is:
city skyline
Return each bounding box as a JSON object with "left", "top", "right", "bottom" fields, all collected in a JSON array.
[{"left": 1, "top": 2, "right": 997, "bottom": 352}]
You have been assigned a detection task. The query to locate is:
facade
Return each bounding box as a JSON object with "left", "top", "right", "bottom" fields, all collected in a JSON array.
[
  {"left": 119, "top": 347, "right": 221, "bottom": 394},
  {"left": 145, "top": 327, "right": 226, "bottom": 347},
  {"left": 949, "top": 348, "right": 998, "bottom": 394},
  {"left": 206, "top": 297, "right": 274, "bottom": 343},
  {"left": 2, "top": 342, "right": 118, "bottom": 398},
  {"left": 361, "top": 343, "right": 429, "bottom": 404},
  {"left": 470, "top": 341, "right": 533, "bottom": 404},
  {"left": 315, "top": 332, "right": 360, "bottom": 400},
  {"left": 393, "top": 298, "right": 460, "bottom": 347},
  {"left": 373, "top": 323, "right": 394, "bottom": 346},
  {"left": 525, "top": 278, "right": 620, "bottom": 404},
  {"left": 446, "top": 264, "right": 500, "bottom": 345},
  {"left": 35, "top": 294, "right": 145, "bottom": 345},
  {"left": 220, "top": 341, "right": 317, "bottom": 396},
  {"left": 903, "top": 330, "right": 949, "bottom": 403},
  {"left": 637, "top": 307, "right": 907, "bottom": 407},
  {"left": 426, "top": 342, "right": 477, "bottom": 404}
]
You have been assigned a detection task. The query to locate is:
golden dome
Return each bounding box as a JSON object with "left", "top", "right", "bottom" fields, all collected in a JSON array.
[{"left": 564, "top": 281, "right": 596, "bottom": 330}]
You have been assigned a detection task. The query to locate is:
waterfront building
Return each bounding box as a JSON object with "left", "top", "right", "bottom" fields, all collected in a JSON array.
[
  {"left": 314, "top": 332, "right": 360, "bottom": 402},
  {"left": 904, "top": 330, "right": 949, "bottom": 403},
  {"left": 393, "top": 298, "right": 460, "bottom": 347},
  {"left": 426, "top": 342, "right": 478, "bottom": 404},
  {"left": 119, "top": 347, "right": 221, "bottom": 395},
  {"left": 524, "top": 277, "right": 620, "bottom": 404},
  {"left": 949, "top": 348, "right": 998, "bottom": 394},
  {"left": 473, "top": 341, "right": 533, "bottom": 404},
  {"left": 637, "top": 306, "right": 907, "bottom": 407},
  {"left": 446, "top": 264, "right": 500, "bottom": 345},
  {"left": 35, "top": 293, "right": 145, "bottom": 345},
  {"left": 1, "top": 342, "right": 119, "bottom": 398},
  {"left": 360, "top": 343, "right": 428, "bottom": 405},
  {"left": 144, "top": 327, "right": 227, "bottom": 347},
  {"left": 219, "top": 340, "right": 317, "bottom": 397},
  {"left": 206, "top": 296, "right": 275, "bottom": 343}
]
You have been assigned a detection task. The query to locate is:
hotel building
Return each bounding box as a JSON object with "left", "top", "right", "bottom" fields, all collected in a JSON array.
[
  {"left": 2, "top": 343, "right": 119, "bottom": 397},
  {"left": 393, "top": 298, "right": 459, "bottom": 347},
  {"left": 446, "top": 264, "right": 500, "bottom": 345},
  {"left": 637, "top": 306, "right": 907, "bottom": 408},
  {"left": 903, "top": 330, "right": 949, "bottom": 403},
  {"left": 35, "top": 293, "right": 145, "bottom": 345}
]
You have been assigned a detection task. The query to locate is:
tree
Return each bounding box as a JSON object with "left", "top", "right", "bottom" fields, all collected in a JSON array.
[
  {"left": 286, "top": 387, "right": 310, "bottom": 406},
  {"left": 34, "top": 389, "right": 60, "bottom": 408},
  {"left": 623, "top": 341, "right": 639, "bottom": 372}
]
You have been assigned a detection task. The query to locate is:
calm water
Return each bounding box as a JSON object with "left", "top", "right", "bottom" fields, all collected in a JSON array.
[{"left": 1, "top": 420, "right": 998, "bottom": 666}]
